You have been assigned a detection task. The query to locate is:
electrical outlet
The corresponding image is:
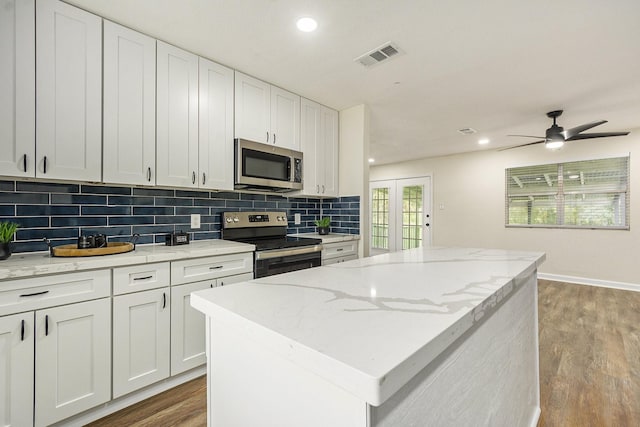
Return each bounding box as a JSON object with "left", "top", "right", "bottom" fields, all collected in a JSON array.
[
  {"left": 191, "top": 214, "right": 201, "bottom": 229},
  {"left": 294, "top": 213, "right": 301, "bottom": 225}
]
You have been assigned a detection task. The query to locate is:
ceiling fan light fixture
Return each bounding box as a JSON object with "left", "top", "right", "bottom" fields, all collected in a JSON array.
[{"left": 545, "top": 139, "right": 564, "bottom": 150}]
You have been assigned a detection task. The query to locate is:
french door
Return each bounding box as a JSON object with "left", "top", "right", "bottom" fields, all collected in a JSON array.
[{"left": 370, "top": 177, "right": 431, "bottom": 254}]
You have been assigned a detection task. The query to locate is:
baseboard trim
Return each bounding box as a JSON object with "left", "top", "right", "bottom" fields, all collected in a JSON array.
[
  {"left": 55, "top": 366, "right": 206, "bottom": 427},
  {"left": 538, "top": 272, "right": 640, "bottom": 293}
]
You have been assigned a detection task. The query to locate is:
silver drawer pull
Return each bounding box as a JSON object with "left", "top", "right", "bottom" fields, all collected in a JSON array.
[
  {"left": 209, "top": 266, "right": 223, "bottom": 270},
  {"left": 19, "top": 290, "right": 50, "bottom": 297},
  {"left": 133, "top": 275, "right": 153, "bottom": 281}
]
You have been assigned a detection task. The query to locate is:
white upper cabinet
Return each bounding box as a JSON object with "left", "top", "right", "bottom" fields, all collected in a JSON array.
[
  {"left": 156, "top": 41, "right": 199, "bottom": 188},
  {"left": 270, "top": 86, "right": 300, "bottom": 150},
  {"left": 235, "top": 71, "right": 301, "bottom": 150},
  {"left": 300, "top": 98, "right": 339, "bottom": 197},
  {"left": 198, "top": 57, "right": 235, "bottom": 190},
  {"left": 103, "top": 21, "right": 156, "bottom": 186},
  {"left": 234, "top": 72, "right": 270, "bottom": 144},
  {"left": 36, "top": 0, "right": 102, "bottom": 181},
  {"left": 0, "top": 0, "right": 35, "bottom": 178}
]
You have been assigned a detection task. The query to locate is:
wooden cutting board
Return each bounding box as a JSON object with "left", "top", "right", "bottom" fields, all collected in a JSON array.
[{"left": 51, "top": 242, "right": 134, "bottom": 257}]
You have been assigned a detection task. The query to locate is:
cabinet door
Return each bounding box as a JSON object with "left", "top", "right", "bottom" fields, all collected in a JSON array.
[
  {"left": 270, "top": 86, "right": 301, "bottom": 150},
  {"left": 156, "top": 41, "right": 199, "bottom": 188},
  {"left": 0, "top": 312, "right": 34, "bottom": 427},
  {"left": 35, "top": 298, "right": 111, "bottom": 427},
  {"left": 171, "top": 280, "right": 215, "bottom": 375},
  {"left": 36, "top": 0, "right": 102, "bottom": 181},
  {"left": 103, "top": 21, "right": 156, "bottom": 186},
  {"left": 198, "top": 57, "right": 234, "bottom": 190},
  {"left": 300, "top": 98, "right": 322, "bottom": 195},
  {"left": 234, "top": 71, "right": 270, "bottom": 144},
  {"left": 113, "top": 288, "right": 170, "bottom": 398},
  {"left": 0, "top": 0, "right": 35, "bottom": 178},
  {"left": 320, "top": 106, "right": 339, "bottom": 197}
]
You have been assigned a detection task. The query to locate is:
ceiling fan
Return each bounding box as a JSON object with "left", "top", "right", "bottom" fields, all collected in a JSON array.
[{"left": 500, "top": 110, "right": 630, "bottom": 151}]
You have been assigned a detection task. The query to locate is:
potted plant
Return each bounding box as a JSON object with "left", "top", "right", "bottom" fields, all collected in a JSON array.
[
  {"left": 314, "top": 217, "right": 331, "bottom": 235},
  {"left": 0, "top": 221, "right": 18, "bottom": 260}
]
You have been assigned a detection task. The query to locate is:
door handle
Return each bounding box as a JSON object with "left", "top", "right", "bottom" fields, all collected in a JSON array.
[
  {"left": 23, "top": 154, "right": 28, "bottom": 172},
  {"left": 266, "top": 131, "right": 269, "bottom": 143},
  {"left": 147, "top": 167, "right": 152, "bottom": 182},
  {"left": 273, "top": 134, "right": 276, "bottom": 144},
  {"left": 162, "top": 292, "right": 166, "bottom": 309},
  {"left": 43, "top": 156, "right": 48, "bottom": 174},
  {"left": 45, "top": 315, "right": 49, "bottom": 336},
  {"left": 202, "top": 172, "right": 206, "bottom": 185},
  {"left": 192, "top": 171, "right": 196, "bottom": 184},
  {"left": 21, "top": 319, "right": 25, "bottom": 341}
]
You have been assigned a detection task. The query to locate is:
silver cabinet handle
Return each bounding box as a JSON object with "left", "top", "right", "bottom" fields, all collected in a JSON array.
[
  {"left": 266, "top": 131, "right": 269, "bottom": 142},
  {"left": 322, "top": 185, "right": 325, "bottom": 194},
  {"left": 273, "top": 134, "right": 276, "bottom": 144},
  {"left": 147, "top": 167, "right": 151, "bottom": 182},
  {"left": 202, "top": 172, "right": 206, "bottom": 185},
  {"left": 192, "top": 171, "right": 196, "bottom": 184},
  {"left": 316, "top": 185, "right": 319, "bottom": 193}
]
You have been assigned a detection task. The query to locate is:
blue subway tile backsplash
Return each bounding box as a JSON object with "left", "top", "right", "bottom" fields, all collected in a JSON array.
[{"left": 0, "top": 179, "right": 360, "bottom": 254}]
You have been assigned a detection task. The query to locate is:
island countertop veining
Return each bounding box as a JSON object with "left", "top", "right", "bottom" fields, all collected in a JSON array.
[
  {"left": 191, "top": 246, "right": 545, "bottom": 407},
  {"left": 0, "top": 240, "right": 255, "bottom": 281}
]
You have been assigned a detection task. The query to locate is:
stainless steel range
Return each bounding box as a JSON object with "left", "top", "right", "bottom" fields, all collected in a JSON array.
[{"left": 221, "top": 211, "right": 323, "bottom": 278}]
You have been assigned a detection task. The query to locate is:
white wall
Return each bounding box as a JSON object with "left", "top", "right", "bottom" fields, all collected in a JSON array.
[
  {"left": 339, "top": 104, "right": 370, "bottom": 257},
  {"left": 370, "top": 132, "right": 640, "bottom": 287}
]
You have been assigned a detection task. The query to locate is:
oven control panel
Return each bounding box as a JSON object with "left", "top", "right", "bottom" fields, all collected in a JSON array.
[{"left": 222, "top": 211, "right": 288, "bottom": 228}]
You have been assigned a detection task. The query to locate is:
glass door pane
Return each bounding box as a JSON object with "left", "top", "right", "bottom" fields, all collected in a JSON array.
[
  {"left": 371, "top": 187, "right": 390, "bottom": 250},
  {"left": 402, "top": 185, "right": 423, "bottom": 249}
]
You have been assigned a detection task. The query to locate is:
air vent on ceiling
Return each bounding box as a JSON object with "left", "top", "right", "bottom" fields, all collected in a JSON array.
[
  {"left": 458, "top": 128, "right": 477, "bottom": 135},
  {"left": 354, "top": 42, "right": 403, "bottom": 67}
]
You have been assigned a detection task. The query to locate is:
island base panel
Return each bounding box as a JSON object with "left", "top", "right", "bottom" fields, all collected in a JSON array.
[
  {"left": 207, "top": 318, "right": 369, "bottom": 427},
  {"left": 371, "top": 271, "right": 540, "bottom": 427}
]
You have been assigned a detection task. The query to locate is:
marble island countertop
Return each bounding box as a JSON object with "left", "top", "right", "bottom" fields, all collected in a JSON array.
[
  {"left": 191, "top": 246, "right": 545, "bottom": 406},
  {"left": 0, "top": 240, "right": 255, "bottom": 281}
]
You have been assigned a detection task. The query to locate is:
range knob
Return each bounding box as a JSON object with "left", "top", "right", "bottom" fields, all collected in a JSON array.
[
  {"left": 233, "top": 216, "right": 239, "bottom": 223},
  {"left": 225, "top": 217, "right": 232, "bottom": 223}
]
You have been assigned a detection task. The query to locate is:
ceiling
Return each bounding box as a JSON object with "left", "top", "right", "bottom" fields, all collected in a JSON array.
[{"left": 66, "top": 0, "right": 640, "bottom": 165}]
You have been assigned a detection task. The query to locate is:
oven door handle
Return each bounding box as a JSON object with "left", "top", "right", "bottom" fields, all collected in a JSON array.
[{"left": 255, "top": 245, "right": 323, "bottom": 260}]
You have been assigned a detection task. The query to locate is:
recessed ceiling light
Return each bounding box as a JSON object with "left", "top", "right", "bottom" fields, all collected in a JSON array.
[
  {"left": 368, "top": 158, "right": 375, "bottom": 163},
  {"left": 569, "top": 174, "right": 579, "bottom": 179},
  {"left": 478, "top": 138, "right": 490, "bottom": 145},
  {"left": 296, "top": 17, "right": 317, "bottom": 32}
]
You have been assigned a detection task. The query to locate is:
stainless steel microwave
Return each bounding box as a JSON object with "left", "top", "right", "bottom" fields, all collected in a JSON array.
[{"left": 235, "top": 139, "right": 303, "bottom": 192}]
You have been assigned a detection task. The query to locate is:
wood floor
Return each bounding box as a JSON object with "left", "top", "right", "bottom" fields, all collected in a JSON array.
[{"left": 88, "top": 280, "right": 640, "bottom": 427}]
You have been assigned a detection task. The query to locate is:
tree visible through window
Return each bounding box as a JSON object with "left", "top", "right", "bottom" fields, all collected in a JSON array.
[{"left": 506, "top": 156, "right": 629, "bottom": 229}]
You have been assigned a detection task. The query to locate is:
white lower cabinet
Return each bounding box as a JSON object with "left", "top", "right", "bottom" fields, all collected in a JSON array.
[
  {"left": 322, "top": 240, "right": 360, "bottom": 265},
  {"left": 34, "top": 298, "right": 111, "bottom": 427},
  {"left": 0, "top": 312, "right": 34, "bottom": 427},
  {"left": 113, "top": 287, "right": 171, "bottom": 398},
  {"left": 171, "top": 272, "right": 253, "bottom": 375}
]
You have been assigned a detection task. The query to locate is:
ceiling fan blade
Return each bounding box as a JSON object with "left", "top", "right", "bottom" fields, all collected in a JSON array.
[
  {"left": 567, "top": 131, "right": 630, "bottom": 141},
  {"left": 498, "top": 140, "right": 546, "bottom": 151},
  {"left": 562, "top": 120, "right": 607, "bottom": 139},
  {"left": 507, "top": 134, "right": 546, "bottom": 139}
]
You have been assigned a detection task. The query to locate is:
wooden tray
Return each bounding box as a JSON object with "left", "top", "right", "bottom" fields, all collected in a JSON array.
[{"left": 51, "top": 242, "right": 135, "bottom": 257}]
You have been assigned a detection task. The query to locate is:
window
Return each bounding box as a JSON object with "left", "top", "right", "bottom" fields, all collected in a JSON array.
[
  {"left": 371, "top": 187, "right": 390, "bottom": 250},
  {"left": 506, "top": 156, "right": 629, "bottom": 229},
  {"left": 402, "top": 185, "right": 423, "bottom": 249}
]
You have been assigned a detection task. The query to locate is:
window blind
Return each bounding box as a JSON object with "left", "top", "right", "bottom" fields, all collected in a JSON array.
[{"left": 505, "top": 156, "right": 629, "bottom": 229}]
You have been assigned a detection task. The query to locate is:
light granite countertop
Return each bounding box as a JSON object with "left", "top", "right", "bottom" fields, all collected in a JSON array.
[
  {"left": 191, "top": 246, "right": 545, "bottom": 406},
  {"left": 0, "top": 240, "right": 255, "bottom": 281},
  {"left": 291, "top": 232, "right": 360, "bottom": 244}
]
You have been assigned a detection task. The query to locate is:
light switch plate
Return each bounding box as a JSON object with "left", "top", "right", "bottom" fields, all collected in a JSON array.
[
  {"left": 294, "top": 213, "right": 301, "bottom": 225},
  {"left": 191, "top": 214, "right": 201, "bottom": 228}
]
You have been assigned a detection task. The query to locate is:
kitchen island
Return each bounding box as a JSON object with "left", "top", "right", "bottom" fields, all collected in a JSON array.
[{"left": 191, "top": 246, "right": 545, "bottom": 427}]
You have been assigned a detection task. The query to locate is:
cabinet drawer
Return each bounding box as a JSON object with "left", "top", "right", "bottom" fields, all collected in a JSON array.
[
  {"left": 218, "top": 272, "right": 253, "bottom": 287},
  {"left": 322, "top": 241, "right": 358, "bottom": 260},
  {"left": 323, "top": 254, "right": 359, "bottom": 266},
  {"left": 171, "top": 252, "right": 253, "bottom": 285},
  {"left": 113, "top": 262, "right": 170, "bottom": 295},
  {"left": 0, "top": 270, "right": 111, "bottom": 316}
]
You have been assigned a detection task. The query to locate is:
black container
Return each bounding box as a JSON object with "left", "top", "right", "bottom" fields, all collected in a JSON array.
[
  {"left": 78, "top": 235, "right": 93, "bottom": 249},
  {"left": 93, "top": 234, "right": 107, "bottom": 248}
]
